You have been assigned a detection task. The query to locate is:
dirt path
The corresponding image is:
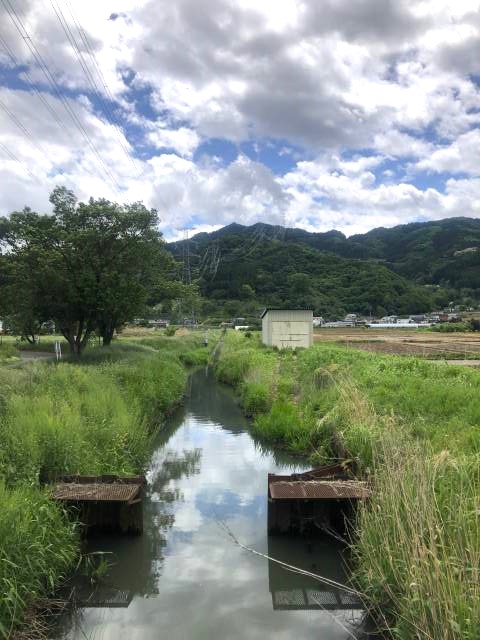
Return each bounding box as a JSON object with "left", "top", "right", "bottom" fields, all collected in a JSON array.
[{"left": 19, "top": 351, "right": 54, "bottom": 361}]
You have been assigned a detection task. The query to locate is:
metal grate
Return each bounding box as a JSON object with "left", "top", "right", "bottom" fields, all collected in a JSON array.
[
  {"left": 53, "top": 483, "right": 140, "bottom": 503},
  {"left": 269, "top": 480, "right": 371, "bottom": 500}
]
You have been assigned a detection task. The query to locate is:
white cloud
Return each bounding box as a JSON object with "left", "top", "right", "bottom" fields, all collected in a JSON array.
[
  {"left": 0, "top": 0, "right": 480, "bottom": 235},
  {"left": 415, "top": 129, "right": 480, "bottom": 176},
  {"left": 147, "top": 124, "right": 200, "bottom": 158}
]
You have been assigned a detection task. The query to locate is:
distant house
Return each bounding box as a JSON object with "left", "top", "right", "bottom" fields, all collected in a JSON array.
[
  {"left": 261, "top": 309, "right": 313, "bottom": 349},
  {"left": 409, "top": 315, "right": 426, "bottom": 323},
  {"left": 313, "top": 316, "right": 324, "bottom": 327}
]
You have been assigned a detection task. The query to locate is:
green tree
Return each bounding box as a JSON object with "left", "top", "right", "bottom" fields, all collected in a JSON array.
[{"left": 0, "top": 187, "right": 174, "bottom": 354}]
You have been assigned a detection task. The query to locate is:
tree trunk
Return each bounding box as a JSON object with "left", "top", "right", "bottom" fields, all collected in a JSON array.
[
  {"left": 99, "top": 318, "right": 115, "bottom": 346},
  {"left": 102, "top": 328, "right": 114, "bottom": 346},
  {"left": 60, "top": 319, "right": 93, "bottom": 357}
]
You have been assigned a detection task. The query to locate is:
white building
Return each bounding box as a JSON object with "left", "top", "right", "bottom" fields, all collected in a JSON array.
[{"left": 261, "top": 309, "right": 313, "bottom": 349}]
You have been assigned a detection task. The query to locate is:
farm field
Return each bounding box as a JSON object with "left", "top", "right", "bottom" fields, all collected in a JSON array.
[{"left": 314, "top": 328, "right": 480, "bottom": 360}]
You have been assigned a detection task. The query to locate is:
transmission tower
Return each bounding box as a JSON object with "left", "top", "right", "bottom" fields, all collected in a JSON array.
[
  {"left": 181, "top": 229, "right": 195, "bottom": 324},
  {"left": 182, "top": 229, "right": 192, "bottom": 285}
]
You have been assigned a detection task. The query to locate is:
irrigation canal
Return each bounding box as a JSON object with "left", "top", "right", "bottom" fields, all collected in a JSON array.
[{"left": 54, "top": 368, "right": 367, "bottom": 639}]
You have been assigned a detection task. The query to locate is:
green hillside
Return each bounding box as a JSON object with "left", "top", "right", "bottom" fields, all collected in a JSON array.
[{"left": 168, "top": 217, "right": 480, "bottom": 317}]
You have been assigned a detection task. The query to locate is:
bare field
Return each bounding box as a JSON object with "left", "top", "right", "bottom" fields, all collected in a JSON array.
[{"left": 314, "top": 328, "right": 480, "bottom": 360}]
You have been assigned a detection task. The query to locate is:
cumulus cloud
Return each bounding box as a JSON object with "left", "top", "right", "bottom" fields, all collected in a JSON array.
[
  {"left": 0, "top": 0, "right": 479, "bottom": 235},
  {"left": 147, "top": 124, "right": 200, "bottom": 158},
  {"left": 415, "top": 129, "right": 480, "bottom": 176}
]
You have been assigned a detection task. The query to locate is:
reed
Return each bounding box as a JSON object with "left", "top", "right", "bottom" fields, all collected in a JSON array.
[{"left": 355, "top": 443, "right": 480, "bottom": 640}]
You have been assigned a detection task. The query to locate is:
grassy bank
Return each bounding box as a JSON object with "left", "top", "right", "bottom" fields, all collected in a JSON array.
[
  {"left": 215, "top": 331, "right": 480, "bottom": 639},
  {"left": 0, "top": 335, "right": 206, "bottom": 637}
]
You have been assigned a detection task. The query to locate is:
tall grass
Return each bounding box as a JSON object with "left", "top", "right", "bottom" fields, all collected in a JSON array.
[
  {"left": 215, "top": 332, "right": 278, "bottom": 416},
  {"left": 0, "top": 348, "right": 186, "bottom": 485},
  {"left": 0, "top": 340, "right": 189, "bottom": 636},
  {"left": 0, "top": 342, "right": 18, "bottom": 363},
  {"left": 355, "top": 444, "right": 480, "bottom": 640},
  {"left": 0, "top": 484, "right": 78, "bottom": 638},
  {"left": 215, "top": 332, "right": 480, "bottom": 638}
]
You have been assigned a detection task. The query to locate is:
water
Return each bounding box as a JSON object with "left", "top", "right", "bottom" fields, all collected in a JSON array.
[{"left": 54, "top": 369, "right": 366, "bottom": 639}]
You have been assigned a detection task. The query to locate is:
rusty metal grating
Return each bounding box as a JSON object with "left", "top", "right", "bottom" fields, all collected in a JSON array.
[
  {"left": 53, "top": 483, "right": 141, "bottom": 503},
  {"left": 269, "top": 480, "right": 371, "bottom": 500}
]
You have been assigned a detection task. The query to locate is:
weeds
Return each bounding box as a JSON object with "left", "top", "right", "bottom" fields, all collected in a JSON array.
[
  {"left": 0, "top": 484, "right": 78, "bottom": 638},
  {"left": 355, "top": 443, "right": 480, "bottom": 640},
  {"left": 215, "top": 331, "right": 480, "bottom": 639}
]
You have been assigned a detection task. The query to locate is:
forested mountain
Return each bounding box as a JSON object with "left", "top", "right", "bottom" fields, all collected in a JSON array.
[{"left": 168, "top": 217, "right": 480, "bottom": 318}]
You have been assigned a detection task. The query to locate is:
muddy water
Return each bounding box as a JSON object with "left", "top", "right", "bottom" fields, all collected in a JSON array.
[{"left": 54, "top": 369, "right": 366, "bottom": 639}]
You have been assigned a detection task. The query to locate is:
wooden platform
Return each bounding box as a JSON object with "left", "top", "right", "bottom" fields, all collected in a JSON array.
[{"left": 53, "top": 475, "right": 146, "bottom": 535}]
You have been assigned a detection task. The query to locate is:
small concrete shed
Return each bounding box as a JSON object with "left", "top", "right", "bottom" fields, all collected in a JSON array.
[{"left": 261, "top": 308, "right": 313, "bottom": 349}]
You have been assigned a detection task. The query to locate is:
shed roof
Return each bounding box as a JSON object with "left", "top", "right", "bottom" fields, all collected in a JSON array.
[
  {"left": 269, "top": 480, "right": 371, "bottom": 500},
  {"left": 261, "top": 308, "right": 314, "bottom": 319}
]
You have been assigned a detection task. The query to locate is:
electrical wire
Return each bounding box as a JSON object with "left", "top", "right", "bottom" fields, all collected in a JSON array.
[
  {"left": 1, "top": 0, "right": 123, "bottom": 193},
  {"left": 0, "top": 139, "right": 40, "bottom": 182},
  {"left": 49, "top": 0, "right": 142, "bottom": 179}
]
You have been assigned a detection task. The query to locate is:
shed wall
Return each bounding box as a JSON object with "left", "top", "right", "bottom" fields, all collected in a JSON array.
[{"left": 261, "top": 310, "right": 313, "bottom": 349}]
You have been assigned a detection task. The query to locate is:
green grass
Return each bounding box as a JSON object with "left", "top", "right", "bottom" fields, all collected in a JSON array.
[
  {"left": 355, "top": 444, "right": 479, "bottom": 640},
  {"left": 0, "top": 484, "right": 78, "bottom": 638},
  {"left": 215, "top": 331, "right": 480, "bottom": 639},
  {"left": 0, "top": 338, "right": 192, "bottom": 637},
  {"left": 0, "top": 342, "right": 19, "bottom": 363}
]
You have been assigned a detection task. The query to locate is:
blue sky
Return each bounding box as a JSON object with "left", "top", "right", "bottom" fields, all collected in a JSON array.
[{"left": 0, "top": 0, "right": 479, "bottom": 239}]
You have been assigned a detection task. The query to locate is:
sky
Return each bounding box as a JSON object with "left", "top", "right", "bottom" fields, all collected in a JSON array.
[{"left": 0, "top": 0, "right": 479, "bottom": 240}]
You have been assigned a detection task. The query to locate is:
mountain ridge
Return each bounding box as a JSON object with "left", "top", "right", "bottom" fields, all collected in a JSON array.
[{"left": 168, "top": 217, "right": 480, "bottom": 317}]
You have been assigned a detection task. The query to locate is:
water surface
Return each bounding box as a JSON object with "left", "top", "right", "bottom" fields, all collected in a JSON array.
[{"left": 55, "top": 369, "right": 366, "bottom": 639}]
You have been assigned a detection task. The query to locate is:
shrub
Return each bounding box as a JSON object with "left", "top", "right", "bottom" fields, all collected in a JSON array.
[{"left": 429, "top": 322, "right": 471, "bottom": 332}]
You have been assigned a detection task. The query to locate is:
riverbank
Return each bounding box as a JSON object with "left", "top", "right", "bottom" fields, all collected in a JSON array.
[
  {"left": 0, "top": 334, "right": 208, "bottom": 638},
  {"left": 215, "top": 331, "right": 479, "bottom": 639},
  {"left": 50, "top": 367, "right": 357, "bottom": 640}
]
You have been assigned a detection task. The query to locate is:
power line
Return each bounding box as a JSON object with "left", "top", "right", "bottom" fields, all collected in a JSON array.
[
  {"left": 49, "top": 0, "right": 141, "bottom": 179},
  {"left": 1, "top": 0, "right": 123, "bottom": 193},
  {"left": 0, "top": 97, "right": 52, "bottom": 159},
  {"left": 0, "top": 140, "right": 40, "bottom": 182},
  {"left": 182, "top": 229, "right": 192, "bottom": 285},
  {"left": 0, "top": 26, "right": 123, "bottom": 188},
  {"left": 62, "top": 2, "right": 180, "bottom": 216},
  {"left": 0, "top": 30, "right": 69, "bottom": 131}
]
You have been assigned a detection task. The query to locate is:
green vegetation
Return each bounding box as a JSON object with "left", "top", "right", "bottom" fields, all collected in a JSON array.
[
  {"left": 169, "top": 217, "right": 480, "bottom": 317},
  {"left": 0, "top": 342, "right": 18, "bottom": 363},
  {"left": 0, "top": 187, "right": 189, "bottom": 355},
  {"left": 0, "top": 334, "right": 208, "bottom": 637},
  {"left": 215, "top": 331, "right": 480, "bottom": 639},
  {"left": 429, "top": 321, "right": 472, "bottom": 332},
  {"left": 0, "top": 485, "right": 78, "bottom": 639}
]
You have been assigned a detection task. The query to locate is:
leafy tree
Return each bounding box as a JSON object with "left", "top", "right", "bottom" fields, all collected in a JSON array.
[{"left": 0, "top": 187, "right": 174, "bottom": 354}]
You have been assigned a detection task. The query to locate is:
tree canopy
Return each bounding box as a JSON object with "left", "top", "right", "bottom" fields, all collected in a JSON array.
[{"left": 0, "top": 187, "right": 176, "bottom": 354}]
